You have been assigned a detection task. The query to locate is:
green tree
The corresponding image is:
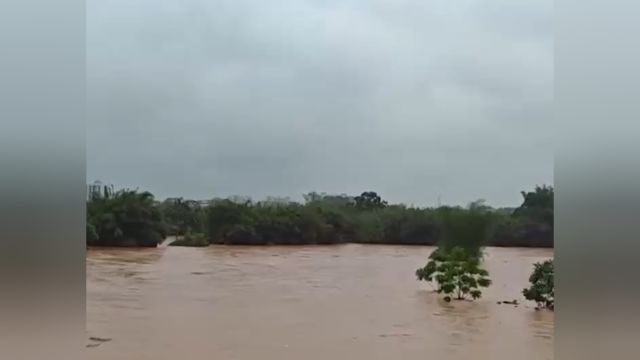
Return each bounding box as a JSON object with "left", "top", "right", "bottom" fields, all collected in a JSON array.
[
  {"left": 303, "top": 192, "right": 354, "bottom": 207},
  {"left": 513, "top": 185, "right": 554, "bottom": 225},
  {"left": 87, "top": 190, "right": 166, "bottom": 247},
  {"left": 523, "top": 259, "right": 554, "bottom": 309},
  {"left": 492, "top": 185, "right": 554, "bottom": 248},
  {"left": 415, "top": 248, "right": 446, "bottom": 291},
  {"left": 416, "top": 247, "right": 491, "bottom": 300},
  {"left": 354, "top": 191, "right": 387, "bottom": 211}
]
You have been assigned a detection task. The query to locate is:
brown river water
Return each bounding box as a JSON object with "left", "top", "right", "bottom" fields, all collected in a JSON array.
[{"left": 87, "top": 245, "right": 553, "bottom": 360}]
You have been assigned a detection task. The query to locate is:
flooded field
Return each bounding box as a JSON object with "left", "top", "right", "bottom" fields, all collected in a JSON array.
[{"left": 87, "top": 245, "right": 553, "bottom": 360}]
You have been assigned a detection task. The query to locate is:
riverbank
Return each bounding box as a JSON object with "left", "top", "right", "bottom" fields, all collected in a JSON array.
[{"left": 91, "top": 238, "right": 553, "bottom": 249}]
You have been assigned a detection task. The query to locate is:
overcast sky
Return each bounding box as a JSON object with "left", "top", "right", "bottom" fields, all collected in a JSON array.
[{"left": 87, "top": 0, "right": 553, "bottom": 207}]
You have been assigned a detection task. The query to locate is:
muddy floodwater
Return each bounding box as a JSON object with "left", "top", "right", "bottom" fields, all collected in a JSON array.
[{"left": 87, "top": 245, "right": 553, "bottom": 360}]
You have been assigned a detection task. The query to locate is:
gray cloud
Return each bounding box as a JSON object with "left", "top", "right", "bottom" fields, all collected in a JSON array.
[{"left": 87, "top": 0, "right": 553, "bottom": 207}]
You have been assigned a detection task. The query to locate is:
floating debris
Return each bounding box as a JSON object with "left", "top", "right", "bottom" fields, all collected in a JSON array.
[
  {"left": 379, "top": 333, "right": 412, "bottom": 338},
  {"left": 89, "top": 337, "right": 112, "bottom": 342}
]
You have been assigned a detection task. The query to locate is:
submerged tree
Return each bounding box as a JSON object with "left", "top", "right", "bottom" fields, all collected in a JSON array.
[
  {"left": 416, "top": 247, "right": 491, "bottom": 300},
  {"left": 523, "top": 259, "right": 554, "bottom": 310},
  {"left": 415, "top": 248, "right": 446, "bottom": 291}
]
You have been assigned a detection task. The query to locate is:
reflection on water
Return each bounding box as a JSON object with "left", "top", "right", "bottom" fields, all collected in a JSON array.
[{"left": 87, "top": 245, "right": 553, "bottom": 360}]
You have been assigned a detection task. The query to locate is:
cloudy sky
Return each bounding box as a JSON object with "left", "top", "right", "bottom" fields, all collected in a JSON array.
[{"left": 87, "top": 0, "right": 553, "bottom": 207}]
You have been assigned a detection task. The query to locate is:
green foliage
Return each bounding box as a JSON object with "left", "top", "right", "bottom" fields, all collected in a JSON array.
[
  {"left": 379, "top": 206, "right": 439, "bottom": 245},
  {"left": 523, "top": 260, "right": 554, "bottom": 309},
  {"left": 87, "top": 190, "right": 166, "bottom": 247},
  {"left": 205, "top": 200, "right": 252, "bottom": 243},
  {"left": 351, "top": 211, "right": 384, "bottom": 243},
  {"left": 354, "top": 191, "right": 388, "bottom": 211},
  {"left": 303, "top": 192, "right": 354, "bottom": 207},
  {"left": 86, "top": 223, "right": 98, "bottom": 244},
  {"left": 203, "top": 192, "right": 436, "bottom": 246},
  {"left": 159, "top": 198, "right": 205, "bottom": 236},
  {"left": 86, "top": 185, "right": 553, "bottom": 248},
  {"left": 513, "top": 185, "right": 553, "bottom": 225},
  {"left": 436, "top": 202, "right": 497, "bottom": 258},
  {"left": 195, "top": 187, "right": 550, "bottom": 247},
  {"left": 416, "top": 247, "right": 491, "bottom": 300},
  {"left": 492, "top": 185, "right": 553, "bottom": 247}
]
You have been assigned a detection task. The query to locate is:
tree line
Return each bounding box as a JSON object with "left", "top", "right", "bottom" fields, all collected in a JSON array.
[{"left": 86, "top": 185, "right": 553, "bottom": 248}]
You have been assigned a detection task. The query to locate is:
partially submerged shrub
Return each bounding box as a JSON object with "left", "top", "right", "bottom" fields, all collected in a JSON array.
[
  {"left": 416, "top": 247, "right": 492, "bottom": 300},
  {"left": 523, "top": 259, "right": 554, "bottom": 310}
]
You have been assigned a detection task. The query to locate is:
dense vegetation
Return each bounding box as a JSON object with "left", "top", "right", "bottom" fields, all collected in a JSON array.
[
  {"left": 158, "top": 198, "right": 206, "bottom": 236},
  {"left": 86, "top": 185, "right": 553, "bottom": 248},
  {"left": 492, "top": 185, "right": 553, "bottom": 247},
  {"left": 87, "top": 190, "right": 166, "bottom": 247},
  {"left": 523, "top": 259, "right": 554, "bottom": 310}
]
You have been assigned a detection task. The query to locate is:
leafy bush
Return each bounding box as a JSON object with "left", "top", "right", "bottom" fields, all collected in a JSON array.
[
  {"left": 416, "top": 247, "right": 492, "bottom": 300},
  {"left": 523, "top": 260, "right": 554, "bottom": 309}
]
